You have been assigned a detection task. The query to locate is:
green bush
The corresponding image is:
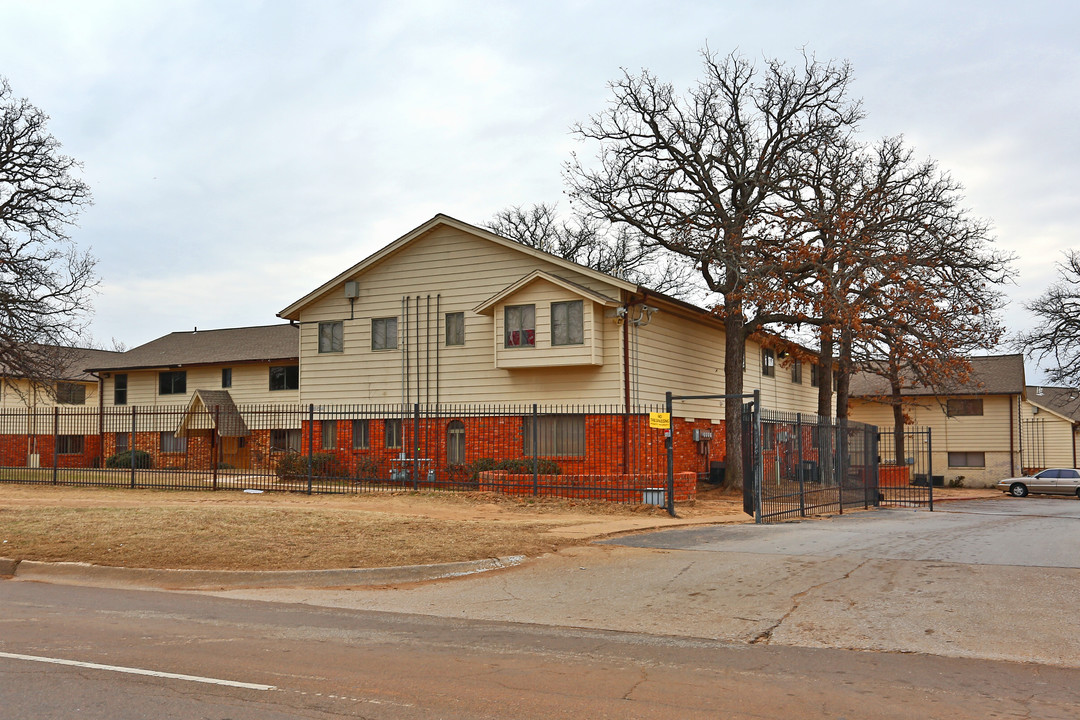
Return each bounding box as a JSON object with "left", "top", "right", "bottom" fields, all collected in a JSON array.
[
  {"left": 468, "top": 457, "right": 500, "bottom": 480},
  {"left": 104, "top": 450, "right": 152, "bottom": 469},
  {"left": 355, "top": 457, "right": 379, "bottom": 479},
  {"left": 275, "top": 452, "right": 337, "bottom": 481}
]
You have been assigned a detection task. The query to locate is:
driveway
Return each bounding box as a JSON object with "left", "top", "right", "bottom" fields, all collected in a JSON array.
[{"left": 603, "top": 497, "right": 1080, "bottom": 568}]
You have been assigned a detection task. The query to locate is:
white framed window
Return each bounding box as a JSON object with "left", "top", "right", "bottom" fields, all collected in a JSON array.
[
  {"left": 504, "top": 304, "right": 535, "bottom": 348},
  {"left": 445, "top": 312, "right": 465, "bottom": 346},
  {"left": 551, "top": 300, "right": 584, "bottom": 346}
]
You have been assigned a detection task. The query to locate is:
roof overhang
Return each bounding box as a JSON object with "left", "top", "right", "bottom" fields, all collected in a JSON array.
[
  {"left": 276, "top": 214, "right": 637, "bottom": 321},
  {"left": 473, "top": 270, "right": 621, "bottom": 316}
]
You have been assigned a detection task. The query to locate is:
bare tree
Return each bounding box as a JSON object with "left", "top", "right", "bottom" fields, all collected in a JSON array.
[
  {"left": 487, "top": 203, "right": 696, "bottom": 298},
  {"left": 1016, "top": 250, "right": 1080, "bottom": 387},
  {"left": 0, "top": 77, "right": 96, "bottom": 388},
  {"left": 566, "top": 51, "right": 861, "bottom": 487}
]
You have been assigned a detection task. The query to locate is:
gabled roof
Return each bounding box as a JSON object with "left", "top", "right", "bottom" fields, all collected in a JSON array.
[
  {"left": 849, "top": 354, "right": 1026, "bottom": 398},
  {"left": 473, "top": 270, "right": 621, "bottom": 315},
  {"left": 1027, "top": 385, "right": 1080, "bottom": 423},
  {"left": 86, "top": 324, "right": 298, "bottom": 372},
  {"left": 276, "top": 214, "right": 638, "bottom": 320},
  {"left": 176, "top": 390, "right": 250, "bottom": 438}
]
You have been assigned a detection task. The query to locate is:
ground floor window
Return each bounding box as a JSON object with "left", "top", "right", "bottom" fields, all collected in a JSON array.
[
  {"left": 522, "top": 415, "right": 585, "bottom": 456},
  {"left": 948, "top": 451, "right": 985, "bottom": 467},
  {"left": 115, "top": 432, "right": 129, "bottom": 453},
  {"left": 160, "top": 432, "right": 187, "bottom": 454},
  {"left": 321, "top": 420, "right": 337, "bottom": 450},
  {"left": 270, "top": 429, "right": 301, "bottom": 452},
  {"left": 385, "top": 419, "right": 402, "bottom": 449},
  {"left": 352, "top": 419, "right": 369, "bottom": 449},
  {"left": 447, "top": 420, "right": 466, "bottom": 464},
  {"left": 57, "top": 435, "right": 84, "bottom": 455}
]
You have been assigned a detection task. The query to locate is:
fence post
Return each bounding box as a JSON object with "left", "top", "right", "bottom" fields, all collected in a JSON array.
[
  {"left": 532, "top": 404, "right": 539, "bottom": 497},
  {"left": 307, "top": 404, "right": 314, "bottom": 495},
  {"left": 796, "top": 413, "right": 805, "bottom": 518},
  {"left": 212, "top": 405, "right": 220, "bottom": 491},
  {"left": 413, "top": 403, "right": 420, "bottom": 491},
  {"left": 665, "top": 391, "right": 675, "bottom": 517},
  {"left": 130, "top": 406, "right": 136, "bottom": 489},
  {"left": 927, "top": 428, "right": 934, "bottom": 512},
  {"left": 753, "top": 389, "right": 763, "bottom": 524},
  {"left": 52, "top": 406, "right": 59, "bottom": 485}
]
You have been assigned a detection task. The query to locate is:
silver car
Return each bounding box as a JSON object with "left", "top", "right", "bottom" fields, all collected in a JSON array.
[{"left": 997, "top": 468, "right": 1080, "bottom": 498}]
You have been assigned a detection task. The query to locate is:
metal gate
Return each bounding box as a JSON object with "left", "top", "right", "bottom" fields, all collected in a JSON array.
[
  {"left": 876, "top": 425, "right": 934, "bottom": 508},
  {"left": 743, "top": 406, "right": 883, "bottom": 523}
]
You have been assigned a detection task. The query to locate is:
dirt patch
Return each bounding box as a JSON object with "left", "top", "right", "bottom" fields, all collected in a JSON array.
[{"left": 0, "top": 483, "right": 746, "bottom": 571}]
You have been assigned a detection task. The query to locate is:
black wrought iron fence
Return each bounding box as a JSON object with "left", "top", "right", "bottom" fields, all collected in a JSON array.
[
  {"left": 0, "top": 402, "right": 687, "bottom": 505},
  {"left": 876, "top": 425, "right": 934, "bottom": 508}
]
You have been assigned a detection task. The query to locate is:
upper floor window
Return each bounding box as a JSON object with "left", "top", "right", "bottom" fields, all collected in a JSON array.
[
  {"left": 319, "top": 321, "right": 343, "bottom": 353},
  {"left": 791, "top": 359, "right": 802, "bottom": 384},
  {"left": 551, "top": 301, "right": 584, "bottom": 346},
  {"left": 504, "top": 304, "right": 535, "bottom": 348},
  {"left": 221, "top": 368, "right": 232, "bottom": 388},
  {"left": 56, "top": 382, "right": 86, "bottom": 405},
  {"left": 810, "top": 364, "right": 820, "bottom": 388},
  {"left": 269, "top": 365, "right": 299, "bottom": 391},
  {"left": 114, "top": 374, "right": 128, "bottom": 405},
  {"left": 762, "top": 349, "right": 775, "bottom": 377},
  {"left": 159, "top": 371, "right": 186, "bottom": 396},
  {"left": 947, "top": 399, "right": 984, "bottom": 417},
  {"left": 372, "top": 317, "right": 398, "bottom": 350},
  {"left": 445, "top": 312, "right": 465, "bottom": 347}
]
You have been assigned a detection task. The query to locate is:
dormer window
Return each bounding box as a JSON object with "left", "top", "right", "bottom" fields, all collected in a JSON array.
[{"left": 504, "top": 305, "right": 535, "bottom": 348}]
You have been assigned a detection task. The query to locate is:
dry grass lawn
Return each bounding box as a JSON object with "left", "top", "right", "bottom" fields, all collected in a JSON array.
[{"left": 0, "top": 483, "right": 739, "bottom": 571}]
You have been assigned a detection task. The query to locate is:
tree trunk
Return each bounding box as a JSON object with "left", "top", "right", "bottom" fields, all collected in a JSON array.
[
  {"left": 891, "top": 378, "right": 906, "bottom": 466},
  {"left": 817, "top": 329, "right": 833, "bottom": 418},
  {"left": 723, "top": 307, "right": 746, "bottom": 489},
  {"left": 836, "top": 327, "right": 852, "bottom": 420}
]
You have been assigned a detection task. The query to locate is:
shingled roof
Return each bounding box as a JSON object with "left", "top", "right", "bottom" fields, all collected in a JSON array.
[
  {"left": 849, "top": 354, "right": 1026, "bottom": 398},
  {"left": 1027, "top": 385, "right": 1080, "bottom": 423},
  {"left": 0, "top": 345, "right": 124, "bottom": 382},
  {"left": 85, "top": 324, "right": 298, "bottom": 372}
]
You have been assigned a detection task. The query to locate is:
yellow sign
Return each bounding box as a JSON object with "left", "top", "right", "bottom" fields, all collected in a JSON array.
[{"left": 649, "top": 412, "right": 671, "bottom": 429}]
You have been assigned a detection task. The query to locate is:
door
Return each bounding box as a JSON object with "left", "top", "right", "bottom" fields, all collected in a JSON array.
[{"left": 220, "top": 436, "right": 251, "bottom": 470}]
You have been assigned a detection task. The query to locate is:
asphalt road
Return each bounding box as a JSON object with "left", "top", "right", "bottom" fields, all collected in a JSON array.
[{"left": 2, "top": 581, "right": 1079, "bottom": 719}]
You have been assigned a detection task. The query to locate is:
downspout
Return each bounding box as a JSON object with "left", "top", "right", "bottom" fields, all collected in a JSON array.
[{"left": 622, "top": 292, "right": 631, "bottom": 473}]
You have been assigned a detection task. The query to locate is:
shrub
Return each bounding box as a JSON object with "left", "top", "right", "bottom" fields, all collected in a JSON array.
[
  {"left": 275, "top": 452, "right": 337, "bottom": 481},
  {"left": 355, "top": 457, "right": 379, "bottom": 479},
  {"left": 104, "top": 450, "right": 152, "bottom": 469},
  {"left": 468, "top": 457, "right": 500, "bottom": 480}
]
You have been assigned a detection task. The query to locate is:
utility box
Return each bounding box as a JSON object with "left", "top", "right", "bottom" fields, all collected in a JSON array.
[{"left": 642, "top": 488, "right": 666, "bottom": 506}]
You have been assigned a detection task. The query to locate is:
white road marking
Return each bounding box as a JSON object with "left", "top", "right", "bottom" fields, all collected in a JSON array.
[{"left": 0, "top": 651, "right": 275, "bottom": 691}]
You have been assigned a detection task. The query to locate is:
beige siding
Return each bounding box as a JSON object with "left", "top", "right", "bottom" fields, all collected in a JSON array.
[
  {"left": 850, "top": 395, "right": 1022, "bottom": 487},
  {"left": 296, "top": 226, "right": 624, "bottom": 405},
  {"left": 630, "top": 307, "right": 819, "bottom": 420},
  {"left": 0, "top": 378, "right": 100, "bottom": 410},
  {"left": 1021, "top": 399, "right": 1078, "bottom": 469},
  {"left": 101, "top": 364, "right": 300, "bottom": 408}
]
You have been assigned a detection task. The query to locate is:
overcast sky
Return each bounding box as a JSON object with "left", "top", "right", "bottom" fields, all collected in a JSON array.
[{"left": 1, "top": 0, "right": 1076, "bottom": 383}]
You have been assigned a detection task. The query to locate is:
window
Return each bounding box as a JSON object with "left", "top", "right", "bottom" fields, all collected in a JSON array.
[
  {"left": 947, "top": 399, "right": 984, "bottom": 417},
  {"left": 447, "top": 420, "right": 466, "bottom": 465},
  {"left": 948, "top": 451, "right": 985, "bottom": 467},
  {"left": 269, "top": 365, "right": 299, "bottom": 391},
  {"left": 810, "top": 364, "right": 820, "bottom": 388},
  {"left": 321, "top": 420, "right": 337, "bottom": 450},
  {"left": 372, "top": 317, "right": 398, "bottom": 350},
  {"left": 57, "top": 435, "right": 84, "bottom": 455},
  {"left": 56, "top": 382, "right": 86, "bottom": 405},
  {"left": 221, "top": 368, "right": 232, "bottom": 388},
  {"left": 114, "top": 432, "right": 129, "bottom": 453},
  {"left": 319, "top": 321, "right": 344, "bottom": 353},
  {"left": 445, "top": 312, "right": 465, "bottom": 346},
  {"left": 551, "top": 300, "right": 584, "bottom": 346},
  {"left": 523, "top": 415, "right": 585, "bottom": 456},
  {"left": 160, "top": 432, "right": 187, "bottom": 454},
  {"left": 352, "top": 419, "right": 369, "bottom": 449},
  {"left": 114, "top": 374, "right": 128, "bottom": 405},
  {"left": 762, "top": 349, "right": 775, "bottom": 377},
  {"left": 159, "top": 371, "right": 186, "bottom": 396},
  {"left": 791, "top": 359, "right": 802, "bottom": 384},
  {"left": 270, "top": 429, "right": 301, "bottom": 452},
  {"left": 504, "top": 304, "right": 535, "bottom": 348},
  {"left": 385, "top": 419, "right": 402, "bottom": 449}
]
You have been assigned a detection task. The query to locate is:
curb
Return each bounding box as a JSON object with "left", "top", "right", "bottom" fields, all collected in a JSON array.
[{"left": 0, "top": 555, "right": 526, "bottom": 590}]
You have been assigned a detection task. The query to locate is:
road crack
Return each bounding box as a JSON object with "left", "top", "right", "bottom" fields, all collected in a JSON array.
[{"left": 749, "top": 558, "right": 871, "bottom": 645}]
